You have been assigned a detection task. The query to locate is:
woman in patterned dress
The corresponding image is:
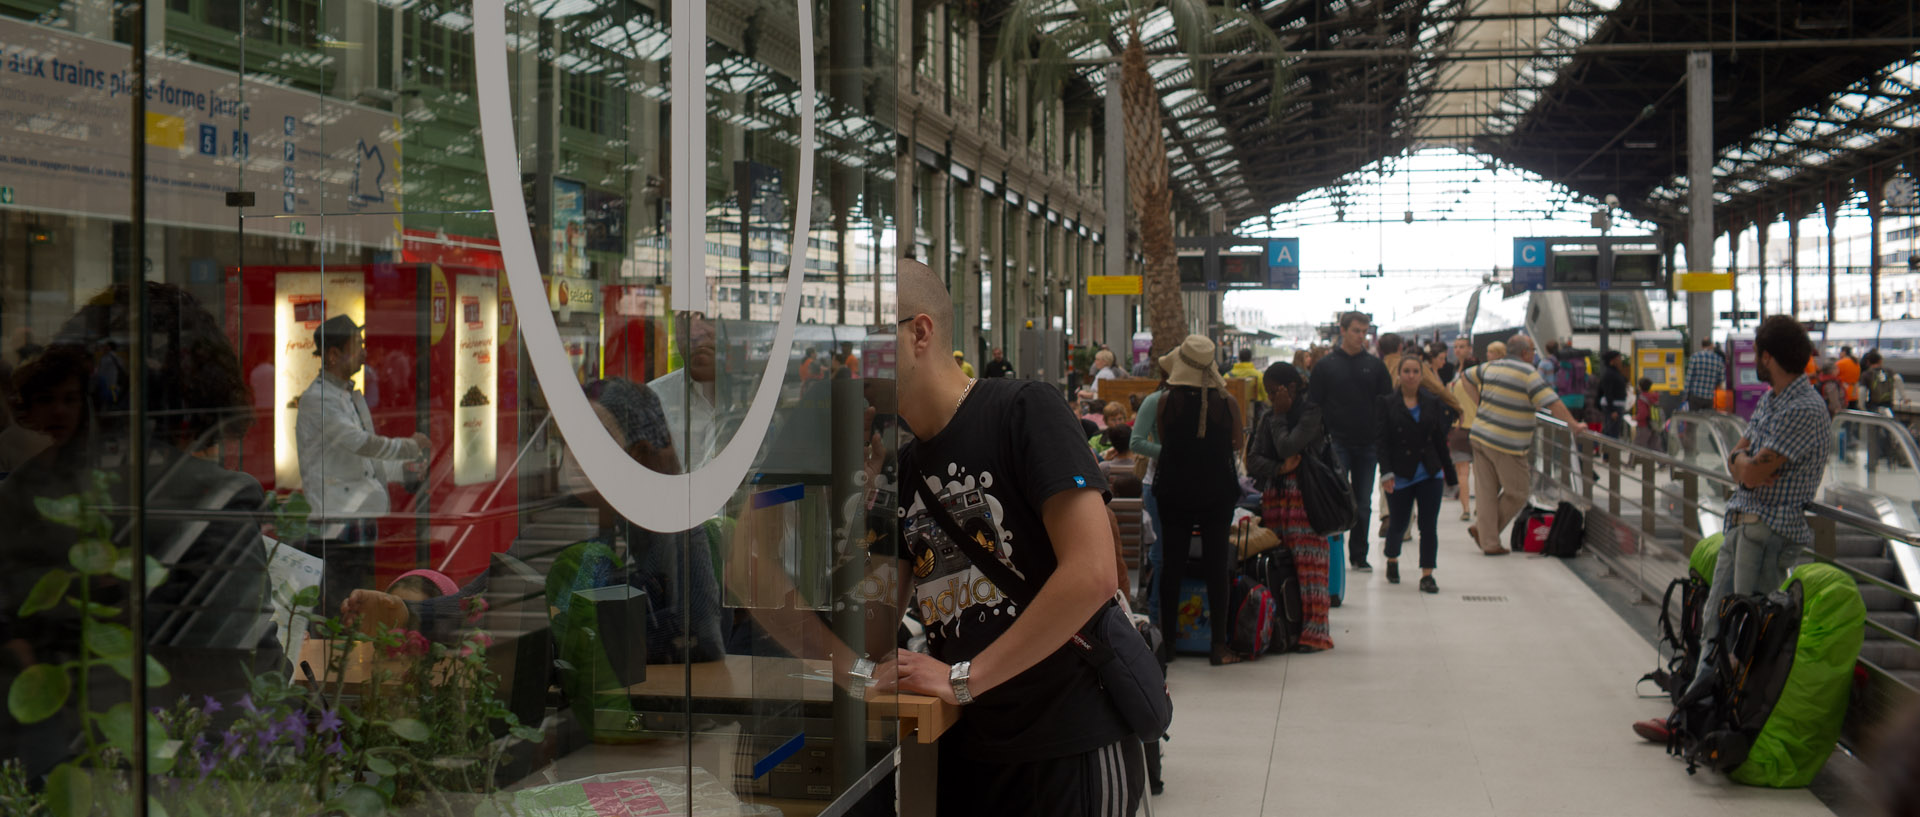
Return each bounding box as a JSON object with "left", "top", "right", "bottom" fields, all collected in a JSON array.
[{"left": 1245, "top": 362, "right": 1335, "bottom": 652}]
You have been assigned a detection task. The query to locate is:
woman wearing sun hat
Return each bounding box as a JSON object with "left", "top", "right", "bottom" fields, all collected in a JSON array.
[{"left": 1152, "top": 335, "right": 1248, "bottom": 665}]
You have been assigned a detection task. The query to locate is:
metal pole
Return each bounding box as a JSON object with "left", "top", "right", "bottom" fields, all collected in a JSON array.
[
  {"left": 1789, "top": 207, "right": 1801, "bottom": 319},
  {"left": 1104, "top": 64, "right": 1128, "bottom": 360},
  {"left": 128, "top": 0, "right": 151, "bottom": 804},
  {"left": 1827, "top": 199, "right": 1839, "bottom": 323},
  {"left": 1870, "top": 193, "right": 1884, "bottom": 321},
  {"left": 1686, "top": 52, "right": 1715, "bottom": 347},
  {"left": 1727, "top": 223, "right": 1742, "bottom": 329},
  {"left": 1756, "top": 219, "right": 1769, "bottom": 318}
]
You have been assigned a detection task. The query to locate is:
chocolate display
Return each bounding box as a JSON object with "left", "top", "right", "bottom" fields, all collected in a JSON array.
[{"left": 459, "top": 385, "right": 490, "bottom": 407}]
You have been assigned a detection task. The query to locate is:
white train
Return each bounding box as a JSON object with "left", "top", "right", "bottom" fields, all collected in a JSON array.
[
  {"left": 1819, "top": 320, "right": 1920, "bottom": 381},
  {"left": 1386, "top": 284, "right": 1657, "bottom": 360}
]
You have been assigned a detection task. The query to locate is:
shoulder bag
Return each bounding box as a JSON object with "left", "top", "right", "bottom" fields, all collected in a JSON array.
[
  {"left": 1295, "top": 438, "right": 1355, "bottom": 536},
  {"left": 902, "top": 453, "right": 1173, "bottom": 740}
]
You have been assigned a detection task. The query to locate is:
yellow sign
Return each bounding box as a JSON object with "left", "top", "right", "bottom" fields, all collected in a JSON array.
[
  {"left": 1677, "top": 272, "right": 1732, "bottom": 292},
  {"left": 144, "top": 112, "right": 186, "bottom": 149},
  {"left": 1088, "top": 275, "right": 1143, "bottom": 296}
]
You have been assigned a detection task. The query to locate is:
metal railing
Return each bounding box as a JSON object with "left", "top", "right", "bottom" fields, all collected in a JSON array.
[{"left": 1526, "top": 410, "right": 1920, "bottom": 739}]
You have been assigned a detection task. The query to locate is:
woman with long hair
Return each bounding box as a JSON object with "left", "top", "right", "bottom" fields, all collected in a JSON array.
[
  {"left": 1153, "top": 335, "right": 1246, "bottom": 665},
  {"left": 1245, "top": 361, "right": 1334, "bottom": 652},
  {"left": 1376, "top": 355, "right": 1459, "bottom": 593}
]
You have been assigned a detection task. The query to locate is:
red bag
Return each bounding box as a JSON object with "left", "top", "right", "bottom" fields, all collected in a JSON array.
[{"left": 1522, "top": 513, "right": 1555, "bottom": 553}]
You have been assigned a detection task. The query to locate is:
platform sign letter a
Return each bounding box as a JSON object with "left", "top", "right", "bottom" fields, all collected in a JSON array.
[{"left": 1268, "top": 238, "right": 1299, "bottom": 268}]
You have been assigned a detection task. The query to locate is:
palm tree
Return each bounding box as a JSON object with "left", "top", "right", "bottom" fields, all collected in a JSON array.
[{"left": 994, "top": 0, "right": 1287, "bottom": 361}]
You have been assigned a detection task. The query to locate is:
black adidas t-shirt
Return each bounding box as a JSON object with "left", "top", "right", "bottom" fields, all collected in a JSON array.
[{"left": 898, "top": 378, "right": 1129, "bottom": 762}]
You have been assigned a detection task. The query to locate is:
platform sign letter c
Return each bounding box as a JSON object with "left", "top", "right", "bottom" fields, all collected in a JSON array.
[{"left": 1514, "top": 239, "right": 1546, "bottom": 268}]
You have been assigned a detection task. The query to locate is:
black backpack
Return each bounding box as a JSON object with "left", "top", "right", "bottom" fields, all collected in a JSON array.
[
  {"left": 1542, "top": 501, "right": 1585, "bottom": 558},
  {"left": 1640, "top": 573, "right": 1713, "bottom": 703},
  {"left": 1241, "top": 548, "right": 1302, "bottom": 653},
  {"left": 1666, "top": 586, "right": 1804, "bottom": 775}
]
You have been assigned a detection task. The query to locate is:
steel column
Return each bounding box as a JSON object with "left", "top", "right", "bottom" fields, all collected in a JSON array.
[
  {"left": 1104, "top": 64, "right": 1129, "bottom": 359},
  {"left": 1686, "top": 52, "right": 1715, "bottom": 346}
]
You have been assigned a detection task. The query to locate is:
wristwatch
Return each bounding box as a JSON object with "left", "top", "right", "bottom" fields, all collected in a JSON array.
[
  {"left": 949, "top": 661, "right": 975, "bottom": 705},
  {"left": 847, "top": 656, "right": 877, "bottom": 688}
]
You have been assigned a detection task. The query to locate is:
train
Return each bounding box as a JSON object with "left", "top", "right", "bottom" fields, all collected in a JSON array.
[
  {"left": 1385, "top": 284, "right": 1658, "bottom": 361},
  {"left": 1820, "top": 320, "right": 1920, "bottom": 381}
]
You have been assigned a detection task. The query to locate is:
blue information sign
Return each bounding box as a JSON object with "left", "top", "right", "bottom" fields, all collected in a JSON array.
[
  {"left": 1268, "top": 238, "right": 1300, "bottom": 290},
  {"left": 1512, "top": 238, "right": 1547, "bottom": 292}
]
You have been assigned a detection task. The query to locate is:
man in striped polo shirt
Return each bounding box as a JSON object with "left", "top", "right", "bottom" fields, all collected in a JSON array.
[{"left": 1461, "top": 334, "right": 1582, "bottom": 555}]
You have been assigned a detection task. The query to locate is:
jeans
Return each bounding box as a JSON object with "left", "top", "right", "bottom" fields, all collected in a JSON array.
[
  {"left": 1691, "top": 517, "right": 1802, "bottom": 690},
  {"left": 1383, "top": 477, "right": 1443, "bottom": 570},
  {"left": 1330, "top": 441, "right": 1378, "bottom": 565},
  {"left": 1157, "top": 504, "right": 1234, "bottom": 650},
  {"left": 1142, "top": 483, "right": 1166, "bottom": 624}
]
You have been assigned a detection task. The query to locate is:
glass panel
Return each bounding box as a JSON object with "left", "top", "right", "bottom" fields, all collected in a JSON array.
[{"left": 0, "top": 0, "right": 902, "bottom": 813}]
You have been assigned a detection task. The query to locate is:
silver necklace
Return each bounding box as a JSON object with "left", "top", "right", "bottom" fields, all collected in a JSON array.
[{"left": 954, "top": 377, "right": 978, "bottom": 415}]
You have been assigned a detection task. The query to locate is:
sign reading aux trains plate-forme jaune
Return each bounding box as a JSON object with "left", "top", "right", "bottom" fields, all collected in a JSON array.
[{"left": 0, "top": 18, "right": 398, "bottom": 243}]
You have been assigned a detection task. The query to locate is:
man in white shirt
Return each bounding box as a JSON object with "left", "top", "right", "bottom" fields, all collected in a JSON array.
[
  {"left": 648, "top": 312, "right": 730, "bottom": 471},
  {"left": 296, "top": 316, "right": 428, "bottom": 573}
]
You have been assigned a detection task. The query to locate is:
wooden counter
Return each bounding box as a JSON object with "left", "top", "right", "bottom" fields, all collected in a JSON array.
[{"left": 622, "top": 655, "right": 957, "bottom": 743}]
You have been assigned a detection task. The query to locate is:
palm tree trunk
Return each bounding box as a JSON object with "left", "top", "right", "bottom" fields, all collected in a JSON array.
[{"left": 1119, "top": 37, "right": 1184, "bottom": 365}]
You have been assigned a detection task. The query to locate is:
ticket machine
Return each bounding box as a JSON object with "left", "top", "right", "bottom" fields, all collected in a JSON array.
[
  {"left": 1726, "top": 332, "right": 1766, "bottom": 419},
  {"left": 1632, "top": 330, "right": 1686, "bottom": 415}
]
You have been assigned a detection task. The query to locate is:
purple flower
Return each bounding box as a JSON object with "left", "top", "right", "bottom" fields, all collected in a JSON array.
[
  {"left": 192, "top": 734, "right": 210, "bottom": 754},
  {"left": 261, "top": 719, "right": 285, "bottom": 745},
  {"left": 221, "top": 729, "right": 247, "bottom": 761},
  {"left": 197, "top": 752, "right": 218, "bottom": 778},
  {"left": 237, "top": 694, "right": 258, "bottom": 715},
  {"left": 150, "top": 706, "right": 165, "bottom": 716},
  {"left": 325, "top": 737, "right": 344, "bottom": 757},
  {"left": 278, "top": 713, "right": 307, "bottom": 744},
  {"left": 201, "top": 695, "right": 222, "bottom": 715},
  {"left": 316, "top": 708, "right": 342, "bottom": 734}
]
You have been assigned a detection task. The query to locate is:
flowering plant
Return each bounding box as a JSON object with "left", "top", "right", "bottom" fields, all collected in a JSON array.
[{"left": 4, "top": 477, "right": 539, "bottom": 816}]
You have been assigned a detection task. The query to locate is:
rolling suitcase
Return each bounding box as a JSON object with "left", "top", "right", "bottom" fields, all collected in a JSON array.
[
  {"left": 1326, "top": 532, "right": 1347, "bottom": 605},
  {"left": 1241, "top": 548, "right": 1302, "bottom": 653}
]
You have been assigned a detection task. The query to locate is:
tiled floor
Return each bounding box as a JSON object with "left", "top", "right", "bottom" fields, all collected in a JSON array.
[{"left": 1148, "top": 509, "right": 1839, "bottom": 817}]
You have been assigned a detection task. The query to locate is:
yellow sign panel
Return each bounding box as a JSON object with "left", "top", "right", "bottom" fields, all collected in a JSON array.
[
  {"left": 1677, "top": 272, "right": 1732, "bottom": 292},
  {"left": 144, "top": 112, "right": 186, "bottom": 149},
  {"left": 1088, "top": 275, "right": 1143, "bottom": 296}
]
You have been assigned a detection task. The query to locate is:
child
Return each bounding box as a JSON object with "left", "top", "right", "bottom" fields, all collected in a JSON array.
[{"left": 1632, "top": 377, "right": 1664, "bottom": 452}]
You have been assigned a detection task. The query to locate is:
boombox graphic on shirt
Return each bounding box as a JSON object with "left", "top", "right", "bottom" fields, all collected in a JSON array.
[{"left": 903, "top": 474, "right": 1021, "bottom": 633}]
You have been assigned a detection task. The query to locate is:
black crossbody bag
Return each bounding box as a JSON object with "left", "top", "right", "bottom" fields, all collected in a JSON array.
[{"left": 902, "top": 453, "right": 1173, "bottom": 740}]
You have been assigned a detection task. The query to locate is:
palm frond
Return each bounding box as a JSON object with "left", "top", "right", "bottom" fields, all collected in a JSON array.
[
  {"left": 1214, "top": 6, "right": 1295, "bottom": 122},
  {"left": 991, "top": 0, "right": 1120, "bottom": 99},
  {"left": 1163, "top": 0, "right": 1216, "bottom": 90}
]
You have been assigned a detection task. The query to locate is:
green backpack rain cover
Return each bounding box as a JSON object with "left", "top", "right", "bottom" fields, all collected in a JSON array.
[
  {"left": 1683, "top": 536, "right": 1865, "bottom": 787},
  {"left": 1730, "top": 562, "right": 1865, "bottom": 787}
]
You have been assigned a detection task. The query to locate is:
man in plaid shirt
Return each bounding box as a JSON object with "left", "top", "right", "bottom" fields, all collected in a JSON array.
[
  {"left": 1683, "top": 337, "right": 1726, "bottom": 410},
  {"left": 1636, "top": 315, "right": 1830, "bottom": 742}
]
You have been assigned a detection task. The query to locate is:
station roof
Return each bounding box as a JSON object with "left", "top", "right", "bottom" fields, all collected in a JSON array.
[{"left": 994, "top": 0, "right": 1920, "bottom": 229}]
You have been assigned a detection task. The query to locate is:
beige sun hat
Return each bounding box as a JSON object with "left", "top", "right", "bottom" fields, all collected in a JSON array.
[{"left": 1160, "top": 334, "right": 1225, "bottom": 390}]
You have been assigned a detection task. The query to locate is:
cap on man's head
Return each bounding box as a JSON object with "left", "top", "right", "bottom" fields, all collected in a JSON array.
[{"left": 313, "top": 314, "right": 362, "bottom": 357}]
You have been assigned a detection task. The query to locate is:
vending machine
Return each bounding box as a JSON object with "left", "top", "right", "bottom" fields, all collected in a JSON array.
[
  {"left": 235, "top": 263, "right": 520, "bottom": 586},
  {"left": 1725, "top": 332, "right": 1766, "bottom": 419},
  {"left": 1631, "top": 330, "right": 1686, "bottom": 415}
]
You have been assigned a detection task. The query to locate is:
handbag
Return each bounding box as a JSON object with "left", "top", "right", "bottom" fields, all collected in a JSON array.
[
  {"left": 904, "top": 452, "right": 1174, "bottom": 740},
  {"left": 1295, "top": 441, "right": 1356, "bottom": 536}
]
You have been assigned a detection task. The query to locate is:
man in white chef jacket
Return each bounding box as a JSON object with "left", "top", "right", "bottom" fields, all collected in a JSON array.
[{"left": 296, "top": 315, "right": 429, "bottom": 605}]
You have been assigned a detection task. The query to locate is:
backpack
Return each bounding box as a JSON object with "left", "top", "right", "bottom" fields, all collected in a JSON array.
[
  {"left": 1868, "top": 369, "right": 1897, "bottom": 406},
  {"left": 1241, "top": 548, "right": 1302, "bottom": 653},
  {"left": 1227, "top": 575, "right": 1277, "bottom": 658},
  {"left": 1639, "top": 534, "right": 1720, "bottom": 702},
  {"left": 1556, "top": 352, "right": 1591, "bottom": 408},
  {"left": 1668, "top": 587, "right": 1803, "bottom": 776},
  {"left": 1508, "top": 505, "right": 1554, "bottom": 554},
  {"left": 1542, "top": 500, "right": 1584, "bottom": 557}
]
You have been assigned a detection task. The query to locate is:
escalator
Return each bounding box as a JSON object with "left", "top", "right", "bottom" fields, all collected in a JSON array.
[{"left": 1823, "top": 410, "right": 1920, "bottom": 691}]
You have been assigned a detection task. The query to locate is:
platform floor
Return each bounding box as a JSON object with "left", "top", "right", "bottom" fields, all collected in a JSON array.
[{"left": 1149, "top": 508, "right": 1840, "bottom": 817}]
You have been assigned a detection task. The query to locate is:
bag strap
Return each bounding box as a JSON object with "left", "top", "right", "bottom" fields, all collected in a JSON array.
[
  {"left": 902, "top": 449, "right": 1041, "bottom": 605},
  {"left": 901, "top": 448, "right": 1113, "bottom": 664}
]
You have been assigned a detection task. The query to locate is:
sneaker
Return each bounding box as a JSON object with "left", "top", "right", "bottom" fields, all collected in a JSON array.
[
  {"left": 1419, "top": 575, "right": 1438, "bottom": 594},
  {"left": 1385, "top": 561, "right": 1401, "bottom": 584},
  {"left": 1632, "top": 718, "right": 1671, "bottom": 743},
  {"left": 1329, "top": 595, "right": 1342, "bottom": 608},
  {"left": 1352, "top": 561, "right": 1373, "bottom": 572},
  {"left": 1459, "top": 511, "right": 1472, "bottom": 522},
  {"left": 1481, "top": 544, "right": 1511, "bottom": 556}
]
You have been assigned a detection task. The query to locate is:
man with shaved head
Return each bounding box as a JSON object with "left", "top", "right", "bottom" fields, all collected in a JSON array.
[
  {"left": 1460, "top": 332, "right": 1581, "bottom": 554},
  {"left": 885, "top": 259, "right": 1143, "bottom": 814}
]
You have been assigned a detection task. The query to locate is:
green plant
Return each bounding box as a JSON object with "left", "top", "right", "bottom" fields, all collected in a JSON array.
[{"left": 8, "top": 476, "right": 539, "bottom": 816}]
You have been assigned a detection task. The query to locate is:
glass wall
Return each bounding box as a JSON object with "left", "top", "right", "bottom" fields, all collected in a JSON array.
[{"left": 0, "top": 0, "right": 902, "bottom": 814}]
